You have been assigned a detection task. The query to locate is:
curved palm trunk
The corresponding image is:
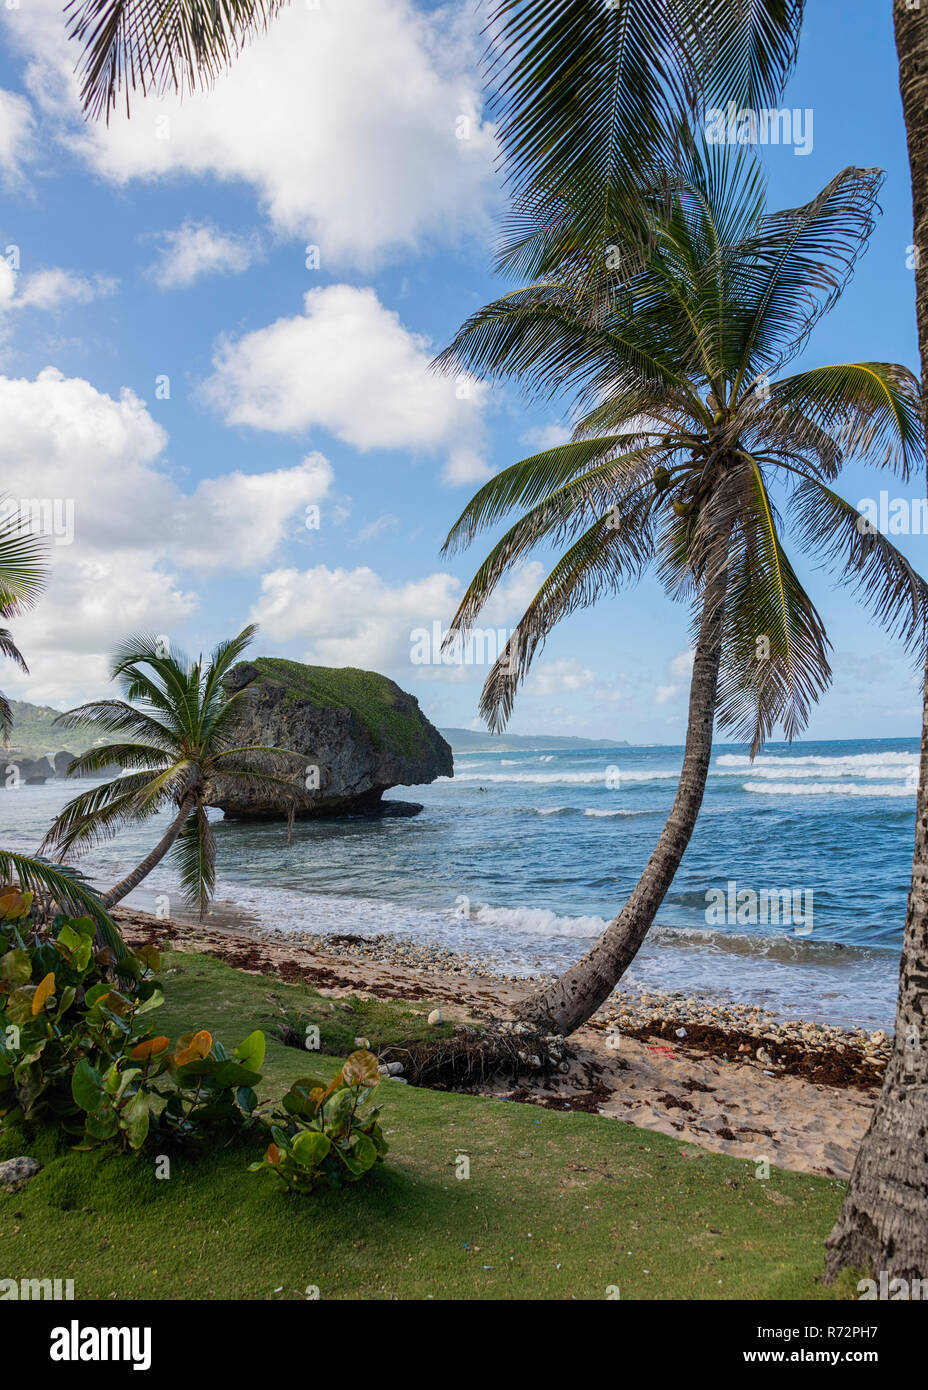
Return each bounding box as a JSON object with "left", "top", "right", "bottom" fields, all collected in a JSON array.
[
  {"left": 824, "top": 0, "right": 928, "bottom": 1282},
  {"left": 101, "top": 794, "right": 196, "bottom": 909},
  {"left": 824, "top": 687, "right": 928, "bottom": 1279},
  {"left": 521, "top": 562, "right": 727, "bottom": 1036}
]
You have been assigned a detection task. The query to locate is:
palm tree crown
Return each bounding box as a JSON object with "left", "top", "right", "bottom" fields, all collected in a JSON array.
[
  {"left": 42, "top": 624, "right": 300, "bottom": 914},
  {"left": 437, "top": 147, "right": 928, "bottom": 753}
]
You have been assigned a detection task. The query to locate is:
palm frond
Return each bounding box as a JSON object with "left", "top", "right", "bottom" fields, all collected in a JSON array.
[
  {"left": 477, "top": 508, "right": 655, "bottom": 730},
  {"left": 63, "top": 743, "right": 174, "bottom": 777},
  {"left": 715, "top": 462, "right": 831, "bottom": 753},
  {"left": 41, "top": 767, "right": 187, "bottom": 856},
  {"left": 0, "top": 500, "right": 47, "bottom": 616},
  {"left": 0, "top": 849, "right": 128, "bottom": 962},
  {"left": 0, "top": 627, "right": 29, "bottom": 673},
  {"left": 792, "top": 477, "right": 928, "bottom": 659},
  {"left": 443, "top": 436, "right": 637, "bottom": 552},
  {"left": 54, "top": 699, "right": 180, "bottom": 751},
  {"left": 433, "top": 282, "right": 689, "bottom": 404},
  {"left": 770, "top": 362, "right": 923, "bottom": 481},
  {"left": 171, "top": 803, "right": 215, "bottom": 918},
  {"left": 0, "top": 626, "right": 30, "bottom": 745},
  {"left": 66, "top": 0, "right": 288, "bottom": 121},
  {"left": 446, "top": 452, "right": 661, "bottom": 640},
  {"left": 732, "top": 166, "right": 884, "bottom": 384},
  {"left": 197, "top": 623, "right": 258, "bottom": 733},
  {"left": 486, "top": 0, "right": 801, "bottom": 239}
]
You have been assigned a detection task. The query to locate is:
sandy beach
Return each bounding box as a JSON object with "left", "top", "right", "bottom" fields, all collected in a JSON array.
[{"left": 114, "top": 904, "right": 888, "bottom": 1182}]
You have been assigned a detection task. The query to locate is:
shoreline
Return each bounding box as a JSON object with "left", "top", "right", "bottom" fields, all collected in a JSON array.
[
  {"left": 113, "top": 903, "right": 890, "bottom": 1181},
  {"left": 120, "top": 896, "right": 893, "bottom": 1065},
  {"left": 118, "top": 888, "right": 896, "bottom": 1059}
]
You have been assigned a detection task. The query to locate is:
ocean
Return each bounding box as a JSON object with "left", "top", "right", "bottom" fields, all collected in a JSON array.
[{"left": 1, "top": 737, "right": 918, "bottom": 1031}]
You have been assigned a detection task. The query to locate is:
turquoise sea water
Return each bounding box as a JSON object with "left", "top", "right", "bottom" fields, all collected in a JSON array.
[{"left": 1, "top": 737, "right": 917, "bottom": 1030}]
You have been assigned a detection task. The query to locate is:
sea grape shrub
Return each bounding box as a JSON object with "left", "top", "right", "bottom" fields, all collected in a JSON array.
[
  {"left": 250, "top": 1049, "right": 388, "bottom": 1194},
  {"left": 0, "top": 893, "right": 161, "bottom": 1128},
  {"left": 70, "top": 1028, "right": 265, "bottom": 1150},
  {"left": 0, "top": 891, "right": 264, "bottom": 1149}
]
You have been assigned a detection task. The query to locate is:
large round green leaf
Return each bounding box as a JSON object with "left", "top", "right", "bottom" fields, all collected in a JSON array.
[
  {"left": 291, "top": 1129, "right": 332, "bottom": 1168},
  {"left": 71, "top": 1058, "right": 105, "bottom": 1112},
  {"left": 234, "top": 1029, "right": 266, "bottom": 1072}
]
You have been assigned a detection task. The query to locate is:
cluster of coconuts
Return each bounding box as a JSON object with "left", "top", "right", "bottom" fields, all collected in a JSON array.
[{"left": 650, "top": 393, "right": 726, "bottom": 518}]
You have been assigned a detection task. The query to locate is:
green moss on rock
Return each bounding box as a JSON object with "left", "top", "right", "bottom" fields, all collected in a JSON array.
[{"left": 250, "top": 657, "right": 425, "bottom": 758}]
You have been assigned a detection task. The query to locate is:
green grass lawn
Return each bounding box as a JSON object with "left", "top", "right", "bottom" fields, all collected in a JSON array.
[{"left": 0, "top": 951, "right": 853, "bottom": 1300}]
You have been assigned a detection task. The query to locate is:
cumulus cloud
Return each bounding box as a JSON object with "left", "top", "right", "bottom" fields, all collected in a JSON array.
[
  {"left": 202, "top": 284, "right": 488, "bottom": 481},
  {"left": 0, "top": 264, "right": 117, "bottom": 345},
  {"left": 13, "top": 268, "right": 118, "bottom": 311},
  {"left": 6, "top": 0, "right": 497, "bottom": 268},
  {"left": 0, "top": 368, "right": 332, "bottom": 702},
  {"left": 147, "top": 220, "right": 261, "bottom": 288},
  {"left": 519, "top": 422, "right": 573, "bottom": 452},
  {"left": 526, "top": 657, "right": 596, "bottom": 696},
  {"left": 249, "top": 560, "right": 544, "bottom": 672},
  {"left": 655, "top": 648, "right": 694, "bottom": 705}
]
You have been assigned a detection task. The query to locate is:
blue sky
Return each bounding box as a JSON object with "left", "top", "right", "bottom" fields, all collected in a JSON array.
[{"left": 0, "top": 0, "right": 924, "bottom": 743}]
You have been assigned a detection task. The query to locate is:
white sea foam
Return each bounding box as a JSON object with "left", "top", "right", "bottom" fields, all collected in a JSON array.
[
  {"left": 725, "top": 763, "right": 915, "bottom": 781},
  {"left": 718, "top": 751, "right": 915, "bottom": 773},
  {"left": 470, "top": 902, "right": 606, "bottom": 938},
  {"left": 583, "top": 807, "right": 637, "bottom": 817},
  {"left": 448, "top": 769, "right": 678, "bottom": 785},
  {"left": 743, "top": 780, "right": 914, "bottom": 798}
]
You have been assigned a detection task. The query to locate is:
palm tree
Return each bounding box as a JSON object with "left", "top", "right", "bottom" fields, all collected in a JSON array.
[
  {"left": 823, "top": 0, "right": 928, "bottom": 1285},
  {"left": 63, "top": 0, "right": 802, "bottom": 134},
  {"left": 0, "top": 503, "right": 128, "bottom": 959},
  {"left": 63, "top": 0, "right": 927, "bottom": 1280},
  {"left": 41, "top": 625, "right": 300, "bottom": 915},
  {"left": 436, "top": 144, "right": 928, "bottom": 1037}
]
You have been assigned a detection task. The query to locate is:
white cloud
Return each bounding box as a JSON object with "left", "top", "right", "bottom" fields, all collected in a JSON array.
[
  {"left": 170, "top": 455, "right": 334, "bottom": 569},
  {"left": 655, "top": 648, "right": 694, "bottom": 705},
  {"left": 0, "top": 265, "right": 117, "bottom": 346},
  {"left": 203, "top": 283, "right": 488, "bottom": 481},
  {"left": 251, "top": 564, "right": 459, "bottom": 669},
  {"left": 7, "top": 0, "right": 497, "bottom": 268},
  {"left": 520, "top": 423, "right": 572, "bottom": 452},
  {"left": 526, "top": 657, "right": 596, "bottom": 697},
  {"left": 250, "top": 560, "right": 544, "bottom": 672},
  {"left": 147, "top": 220, "right": 261, "bottom": 289},
  {"left": 353, "top": 514, "right": 402, "bottom": 545},
  {"left": 0, "top": 88, "right": 34, "bottom": 183},
  {"left": 477, "top": 561, "right": 544, "bottom": 626},
  {"left": 14, "top": 268, "right": 118, "bottom": 311},
  {"left": 0, "top": 368, "right": 332, "bottom": 702},
  {"left": 442, "top": 445, "right": 494, "bottom": 487}
]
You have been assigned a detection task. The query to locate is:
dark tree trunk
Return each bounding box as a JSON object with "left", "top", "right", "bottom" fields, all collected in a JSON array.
[
  {"left": 824, "top": 0, "right": 928, "bottom": 1283},
  {"left": 101, "top": 794, "right": 195, "bottom": 909},
  {"left": 520, "top": 558, "right": 727, "bottom": 1036}
]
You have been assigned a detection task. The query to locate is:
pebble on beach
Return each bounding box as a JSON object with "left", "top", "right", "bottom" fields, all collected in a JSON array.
[{"left": 242, "top": 921, "right": 894, "bottom": 1063}]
